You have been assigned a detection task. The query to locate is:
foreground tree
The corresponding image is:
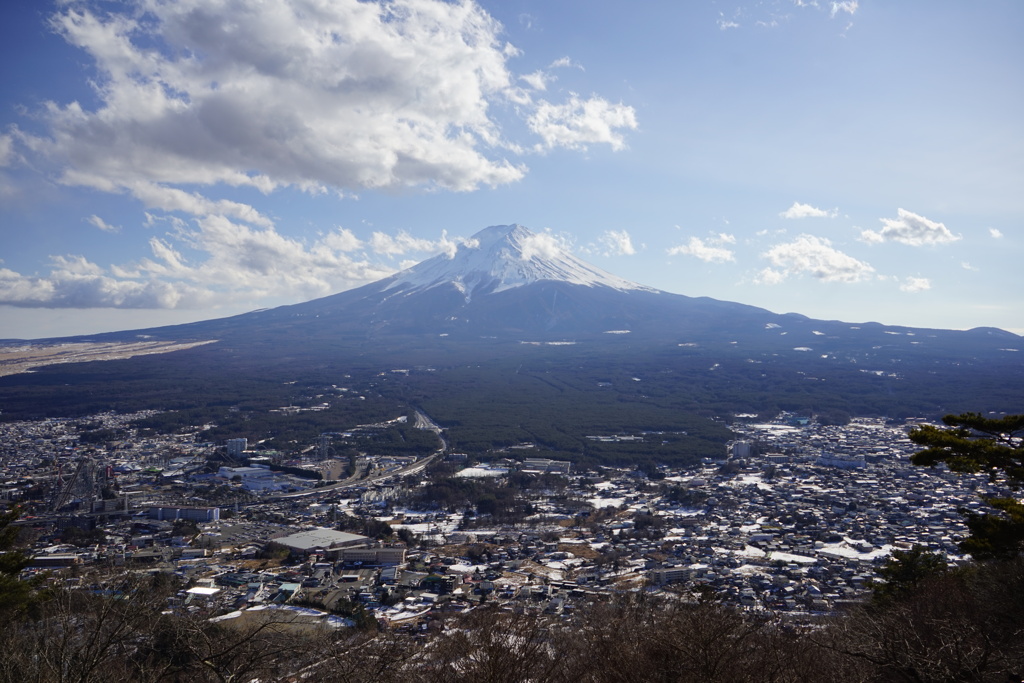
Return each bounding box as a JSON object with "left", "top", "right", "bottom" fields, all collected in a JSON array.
[
  {"left": 822, "top": 558, "right": 1024, "bottom": 682},
  {"left": 0, "top": 574, "right": 342, "bottom": 683},
  {"left": 910, "top": 413, "right": 1024, "bottom": 558},
  {"left": 0, "top": 505, "right": 38, "bottom": 618},
  {"left": 871, "top": 545, "right": 947, "bottom": 604}
]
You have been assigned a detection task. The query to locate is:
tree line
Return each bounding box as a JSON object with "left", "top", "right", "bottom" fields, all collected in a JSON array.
[{"left": 0, "top": 560, "right": 1022, "bottom": 682}]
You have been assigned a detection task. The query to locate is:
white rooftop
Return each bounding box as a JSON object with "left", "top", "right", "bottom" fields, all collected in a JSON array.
[{"left": 275, "top": 527, "right": 368, "bottom": 551}]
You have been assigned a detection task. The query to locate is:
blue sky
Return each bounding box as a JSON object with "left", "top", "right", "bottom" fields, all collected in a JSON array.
[{"left": 1, "top": 0, "right": 1021, "bottom": 339}]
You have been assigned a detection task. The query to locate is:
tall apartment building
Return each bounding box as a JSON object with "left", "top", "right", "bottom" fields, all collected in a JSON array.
[{"left": 226, "top": 438, "right": 248, "bottom": 458}]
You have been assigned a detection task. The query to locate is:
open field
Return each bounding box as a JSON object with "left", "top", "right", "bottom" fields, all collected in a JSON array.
[{"left": 0, "top": 340, "right": 216, "bottom": 377}]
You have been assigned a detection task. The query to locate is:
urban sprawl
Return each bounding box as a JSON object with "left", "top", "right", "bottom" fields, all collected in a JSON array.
[{"left": 1, "top": 410, "right": 1005, "bottom": 629}]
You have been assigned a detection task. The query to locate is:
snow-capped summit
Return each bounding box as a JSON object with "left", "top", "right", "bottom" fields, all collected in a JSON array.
[
  {"left": 384, "top": 224, "right": 654, "bottom": 300},
  {"left": 57, "top": 221, "right": 1021, "bottom": 397}
]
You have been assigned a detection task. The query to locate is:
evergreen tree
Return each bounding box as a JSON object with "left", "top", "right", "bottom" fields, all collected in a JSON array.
[
  {"left": 871, "top": 545, "right": 947, "bottom": 604},
  {"left": 910, "top": 413, "right": 1024, "bottom": 558},
  {"left": 0, "top": 505, "right": 36, "bottom": 617}
]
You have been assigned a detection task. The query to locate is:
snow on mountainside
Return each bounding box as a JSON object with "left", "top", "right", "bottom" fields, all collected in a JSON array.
[
  {"left": 54, "top": 222, "right": 1018, "bottom": 370},
  {"left": 384, "top": 224, "right": 656, "bottom": 300}
]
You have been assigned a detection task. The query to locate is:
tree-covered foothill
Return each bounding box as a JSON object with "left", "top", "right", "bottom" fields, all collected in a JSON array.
[
  {"left": 910, "top": 412, "right": 1024, "bottom": 558},
  {"left": 4, "top": 325, "right": 1022, "bottom": 470}
]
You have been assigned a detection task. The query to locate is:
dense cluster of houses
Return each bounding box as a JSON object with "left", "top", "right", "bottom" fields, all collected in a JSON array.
[{"left": 2, "top": 412, "right": 1007, "bottom": 626}]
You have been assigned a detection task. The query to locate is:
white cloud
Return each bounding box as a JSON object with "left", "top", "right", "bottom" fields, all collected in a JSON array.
[
  {"left": 1, "top": 0, "right": 644, "bottom": 312},
  {"left": 322, "top": 228, "right": 363, "bottom": 253},
  {"left": 0, "top": 222, "right": 468, "bottom": 310},
  {"left": 528, "top": 94, "right": 638, "bottom": 151},
  {"left": 717, "top": 1, "right": 854, "bottom": 31},
  {"left": 519, "top": 56, "right": 583, "bottom": 92},
  {"left": 126, "top": 217, "right": 397, "bottom": 298},
  {"left": 756, "top": 268, "right": 787, "bottom": 285},
  {"left": 14, "top": 0, "right": 635, "bottom": 207},
  {"left": 667, "top": 236, "right": 735, "bottom": 263},
  {"left": 899, "top": 276, "right": 931, "bottom": 293},
  {"left": 860, "top": 208, "right": 960, "bottom": 246},
  {"left": 830, "top": 1, "right": 858, "bottom": 17},
  {"left": 779, "top": 201, "right": 837, "bottom": 219},
  {"left": 990, "top": 228, "right": 1004, "bottom": 239},
  {"left": 0, "top": 134, "right": 13, "bottom": 166},
  {"left": 549, "top": 56, "right": 582, "bottom": 70},
  {"left": 86, "top": 215, "right": 120, "bottom": 233},
  {"left": 0, "top": 257, "right": 208, "bottom": 309},
  {"left": 962, "top": 262, "right": 977, "bottom": 271},
  {"left": 24, "top": 0, "right": 524, "bottom": 195},
  {"left": 127, "top": 182, "right": 275, "bottom": 228},
  {"left": 370, "top": 230, "right": 466, "bottom": 259},
  {"left": 520, "top": 70, "right": 550, "bottom": 91},
  {"left": 759, "top": 234, "right": 874, "bottom": 283},
  {"left": 598, "top": 230, "right": 636, "bottom": 256},
  {"left": 520, "top": 231, "right": 571, "bottom": 261}
]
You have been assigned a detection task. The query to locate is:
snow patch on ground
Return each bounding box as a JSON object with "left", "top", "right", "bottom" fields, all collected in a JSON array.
[
  {"left": 446, "top": 563, "right": 489, "bottom": 574},
  {"left": 767, "top": 551, "right": 817, "bottom": 564},
  {"left": 589, "top": 497, "right": 625, "bottom": 508},
  {"left": 818, "top": 539, "right": 893, "bottom": 561},
  {"left": 455, "top": 466, "right": 508, "bottom": 478}
]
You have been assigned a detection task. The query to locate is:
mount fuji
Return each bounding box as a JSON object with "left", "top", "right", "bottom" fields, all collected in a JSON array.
[
  {"left": 2, "top": 224, "right": 1022, "bottom": 429},
  {"left": 113, "top": 224, "right": 802, "bottom": 343},
  {"left": 122, "top": 223, "right": 1017, "bottom": 355},
  {"left": 386, "top": 224, "right": 651, "bottom": 297}
]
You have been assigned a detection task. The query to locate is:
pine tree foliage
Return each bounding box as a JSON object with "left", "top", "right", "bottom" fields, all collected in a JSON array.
[
  {"left": 0, "top": 505, "right": 36, "bottom": 618},
  {"left": 909, "top": 413, "right": 1024, "bottom": 483},
  {"left": 910, "top": 412, "right": 1024, "bottom": 559},
  {"left": 872, "top": 545, "right": 947, "bottom": 604}
]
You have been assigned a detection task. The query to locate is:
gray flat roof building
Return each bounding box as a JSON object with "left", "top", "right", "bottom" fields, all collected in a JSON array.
[{"left": 274, "top": 527, "right": 368, "bottom": 554}]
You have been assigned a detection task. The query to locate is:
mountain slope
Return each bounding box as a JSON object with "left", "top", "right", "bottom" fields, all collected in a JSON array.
[
  {"left": 385, "top": 223, "right": 652, "bottom": 297},
  {"left": 110, "top": 224, "right": 1018, "bottom": 367},
  {"left": 1, "top": 224, "right": 1021, "bottom": 443}
]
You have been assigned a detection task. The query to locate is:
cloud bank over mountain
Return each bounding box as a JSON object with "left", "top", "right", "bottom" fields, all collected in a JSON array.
[
  {"left": 1, "top": 2, "right": 1020, "bottom": 338},
  {"left": 1, "top": 0, "right": 636, "bottom": 312},
  {"left": 23, "top": 0, "right": 636, "bottom": 197}
]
